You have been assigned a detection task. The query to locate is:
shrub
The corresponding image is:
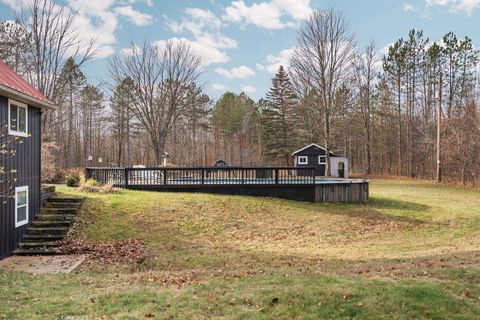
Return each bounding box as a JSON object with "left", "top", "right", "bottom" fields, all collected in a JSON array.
[
  {"left": 41, "top": 142, "right": 64, "bottom": 183},
  {"left": 84, "top": 178, "right": 98, "bottom": 187},
  {"left": 77, "top": 181, "right": 120, "bottom": 194},
  {"left": 65, "top": 175, "right": 79, "bottom": 187},
  {"left": 64, "top": 168, "right": 83, "bottom": 181}
]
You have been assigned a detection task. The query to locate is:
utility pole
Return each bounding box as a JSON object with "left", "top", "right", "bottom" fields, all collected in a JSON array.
[{"left": 436, "top": 73, "right": 442, "bottom": 182}]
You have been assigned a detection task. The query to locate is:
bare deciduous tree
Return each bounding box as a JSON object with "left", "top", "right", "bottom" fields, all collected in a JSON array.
[
  {"left": 352, "top": 41, "right": 378, "bottom": 174},
  {"left": 110, "top": 41, "right": 202, "bottom": 166},
  {"left": 17, "top": 0, "right": 96, "bottom": 101},
  {"left": 290, "top": 8, "right": 356, "bottom": 176}
]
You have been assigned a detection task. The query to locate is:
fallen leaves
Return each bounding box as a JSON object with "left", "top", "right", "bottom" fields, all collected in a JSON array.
[{"left": 59, "top": 237, "right": 148, "bottom": 267}]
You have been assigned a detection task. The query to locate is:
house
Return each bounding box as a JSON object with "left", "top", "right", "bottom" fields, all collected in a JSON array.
[
  {"left": 0, "top": 60, "right": 55, "bottom": 259},
  {"left": 292, "top": 143, "right": 349, "bottom": 178}
]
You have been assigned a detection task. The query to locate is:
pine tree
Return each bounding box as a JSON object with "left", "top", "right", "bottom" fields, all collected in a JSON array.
[
  {"left": 110, "top": 77, "right": 136, "bottom": 166},
  {"left": 263, "top": 65, "right": 301, "bottom": 165},
  {"left": 56, "top": 57, "right": 86, "bottom": 167}
]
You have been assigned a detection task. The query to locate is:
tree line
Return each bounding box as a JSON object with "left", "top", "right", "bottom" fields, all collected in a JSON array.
[{"left": 1, "top": 1, "right": 479, "bottom": 185}]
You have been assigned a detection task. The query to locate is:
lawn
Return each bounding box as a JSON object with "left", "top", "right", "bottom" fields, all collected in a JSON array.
[{"left": 1, "top": 179, "right": 480, "bottom": 319}]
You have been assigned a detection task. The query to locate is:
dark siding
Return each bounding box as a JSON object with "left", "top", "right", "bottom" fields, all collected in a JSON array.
[
  {"left": 0, "top": 95, "right": 41, "bottom": 259},
  {"left": 295, "top": 145, "right": 337, "bottom": 176}
]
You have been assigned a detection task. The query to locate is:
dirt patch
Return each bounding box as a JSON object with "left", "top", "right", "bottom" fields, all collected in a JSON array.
[{"left": 58, "top": 237, "right": 149, "bottom": 269}]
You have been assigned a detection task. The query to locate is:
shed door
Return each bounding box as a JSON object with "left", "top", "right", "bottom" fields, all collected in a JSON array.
[{"left": 316, "top": 165, "right": 325, "bottom": 176}]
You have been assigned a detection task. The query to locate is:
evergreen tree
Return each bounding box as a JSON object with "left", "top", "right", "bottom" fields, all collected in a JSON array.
[
  {"left": 110, "top": 77, "right": 137, "bottom": 166},
  {"left": 211, "top": 92, "right": 248, "bottom": 163},
  {"left": 263, "top": 65, "right": 301, "bottom": 165},
  {"left": 56, "top": 57, "right": 86, "bottom": 167}
]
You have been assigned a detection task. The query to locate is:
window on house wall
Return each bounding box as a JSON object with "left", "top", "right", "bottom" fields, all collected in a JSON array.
[
  {"left": 8, "top": 99, "right": 28, "bottom": 137},
  {"left": 298, "top": 156, "right": 308, "bottom": 164},
  {"left": 318, "top": 156, "right": 326, "bottom": 164},
  {"left": 15, "top": 186, "right": 29, "bottom": 227}
]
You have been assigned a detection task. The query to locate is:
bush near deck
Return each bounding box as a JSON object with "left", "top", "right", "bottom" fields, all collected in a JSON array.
[{"left": 1, "top": 179, "right": 480, "bottom": 319}]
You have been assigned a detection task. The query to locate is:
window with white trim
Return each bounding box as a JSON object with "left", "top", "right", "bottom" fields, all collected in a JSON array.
[
  {"left": 15, "top": 186, "right": 29, "bottom": 228},
  {"left": 8, "top": 99, "right": 28, "bottom": 137},
  {"left": 297, "top": 156, "right": 308, "bottom": 164},
  {"left": 318, "top": 156, "right": 327, "bottom": 164}
]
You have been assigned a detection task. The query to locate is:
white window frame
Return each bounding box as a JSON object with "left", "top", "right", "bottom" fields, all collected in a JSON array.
[
  {"left": 8, "top": 99, "right": 28, "bottom": 137},
  {"left": 297, "top": 156, "right": 308, "bottom": 165},
  {"left": 318, "top": 155, "right": 327, "bottom": 164},
  {"left": 15, "top": 186, "right": 29, "bottom": 228}
]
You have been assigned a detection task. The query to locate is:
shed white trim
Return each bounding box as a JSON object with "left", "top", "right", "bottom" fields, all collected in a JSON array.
[
  {"left": 291, "top": 143, "right": 326, "bottom": 156},
  {"left": 297, "top": 156, "right": 308, "bottom": 164}
]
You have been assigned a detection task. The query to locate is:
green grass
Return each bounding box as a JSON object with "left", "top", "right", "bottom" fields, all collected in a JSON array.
[{"left": 1, "top": 179, "right": 480, "bottom": 319}]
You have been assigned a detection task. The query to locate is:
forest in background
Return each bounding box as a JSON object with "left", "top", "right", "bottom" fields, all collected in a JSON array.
[{"left": 1, "top": 0, "right": 479, "bottom": 185}]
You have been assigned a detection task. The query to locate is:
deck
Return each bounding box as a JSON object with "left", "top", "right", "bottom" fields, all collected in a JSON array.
[{"left": 85, "top": 167, "right": 369, "bottom": 203}]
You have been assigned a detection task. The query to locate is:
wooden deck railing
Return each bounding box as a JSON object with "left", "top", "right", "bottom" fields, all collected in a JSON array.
[{"left": 84, "top": 167, "right": 316, "bottom": 188}]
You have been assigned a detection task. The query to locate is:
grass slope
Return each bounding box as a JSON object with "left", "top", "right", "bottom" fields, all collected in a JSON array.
[{"left": 1, "top": 179, "right": 480, "bottom": 319}]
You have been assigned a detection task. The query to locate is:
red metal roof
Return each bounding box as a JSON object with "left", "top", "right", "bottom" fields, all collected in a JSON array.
[{"left": 0, "top": 59, "right": 54, "bottom": 107}]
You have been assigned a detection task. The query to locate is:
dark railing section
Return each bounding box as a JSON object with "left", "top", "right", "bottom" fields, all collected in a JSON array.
[{"left": 85, "top": 167, "right": 316, "bottom": 188}]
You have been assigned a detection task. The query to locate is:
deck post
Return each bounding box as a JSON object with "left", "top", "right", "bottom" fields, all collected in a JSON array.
[
  {"left": 163, "top": 169, "right": 167, "bottom": 186},
  {"left": 124, "top": 168, "right": 129, "bottom": 188},
  {"left": 201, "top": 168, "right": 205, "bottom": 184},
  {"left": 275, "top": 169, "right": 279, "bottom": 184}
]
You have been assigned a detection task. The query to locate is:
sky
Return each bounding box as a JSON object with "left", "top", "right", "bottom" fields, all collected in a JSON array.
[{"left": 0, "top": 0, "right": 479, "bottom": 101}]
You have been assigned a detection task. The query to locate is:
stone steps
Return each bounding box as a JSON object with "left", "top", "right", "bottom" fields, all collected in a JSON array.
[
  {"left": 24, "top": 234, "right": 65, "bottom": 241},
  {"left": 45, "top": 202, "right": 82, "bottom": 209},
  {"left": 36, "top": 214, "right": 76, "bottom": 221},
  {"left": 13, "top": 196, "right": 83, "bottom": 256}
]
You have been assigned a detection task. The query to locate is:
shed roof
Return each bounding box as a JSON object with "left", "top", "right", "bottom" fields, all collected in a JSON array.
[
  {"left": 292, "top": 143, "right": 337, "bottom": 156},
  {"left": 0, "top": 60, "right": 55, "bottom": 110}
]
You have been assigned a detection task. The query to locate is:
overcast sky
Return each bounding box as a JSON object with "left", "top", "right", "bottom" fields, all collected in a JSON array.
[{"left": 1, "top": 0, "right": 479, "bottom": 100}]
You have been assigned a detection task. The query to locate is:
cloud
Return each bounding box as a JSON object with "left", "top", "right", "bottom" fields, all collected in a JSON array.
[
  {"left": 114, "top": 5, "right": 153, "bottom": 26},
  {"left": 426, "top": 0, "right": 480, "bottom": 14},
  {"left": 0, "top": 0, "right": 26, "bottom": 9},
  {"left": 403, "top": 3, "right": 415, "bottom": 11},
  {"left": 154, "top": 37, "right": 231, "bottom": 66},
  {"left": 255, "top": 63, "right": 266, "bottom": 71},
  {"left": 240, "top": 84, "right": 257, "bottom": 93},
  {"left": 121, "top": 44, "right": 142, "bottom": 57},
  {"left": 257, "top": 47, "right": 295, "bottom": 73},
  {"left": 1, "top": 0, "right": 155, "bottom": 58},
  {"left": 380, "top": 43, "right": 393, "bottom": 56},
  {"left": 222, "top": 0, "right": 312, "bottom": 29},
  {"left": 162, "top": 7, "right": 237, "bottom": 66},
  {"left": 214, "top": 66, "right": 256, "bottom": 79},
  {"left": 166, "top": 7, "right": 221, "bottom": 35},
  {"left": 211, "top": 83, "right": 228, "bottom": 91}
]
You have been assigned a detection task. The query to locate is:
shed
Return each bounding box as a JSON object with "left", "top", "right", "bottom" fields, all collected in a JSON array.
[
  {"left": 0, "top": 60, "right": 55, "bottom": 259},
  {"left": 292, "top": 143, "right": 349, "bottom": 178}
]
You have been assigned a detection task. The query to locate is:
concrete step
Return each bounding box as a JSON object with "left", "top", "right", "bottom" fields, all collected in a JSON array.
[
  {"left": 26, "top": 227, "right": 69, "bottom": 235},
  {"left": 41, "top": 208, "right": 78, "bottom": 214},
  {"left": 36, "top": 214, "right": 76, "bottom": 221},
  {"left": 47, "top": 197, "right": 84, "bottom": 203},
  {"left": 45, "top": 202, "right": 82, "bottom": 209},
  {"left": 24, "top": 234, "right": 65, "bottom": 241},
  {"left": 13, "top": 248, "right": 61, "bottom": 255},
  {"left": 18, "top": 242, "right": 61, "bottom": 249},
  {"left": 31, "top": 220, "right": 73, "bottom": 228}
]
